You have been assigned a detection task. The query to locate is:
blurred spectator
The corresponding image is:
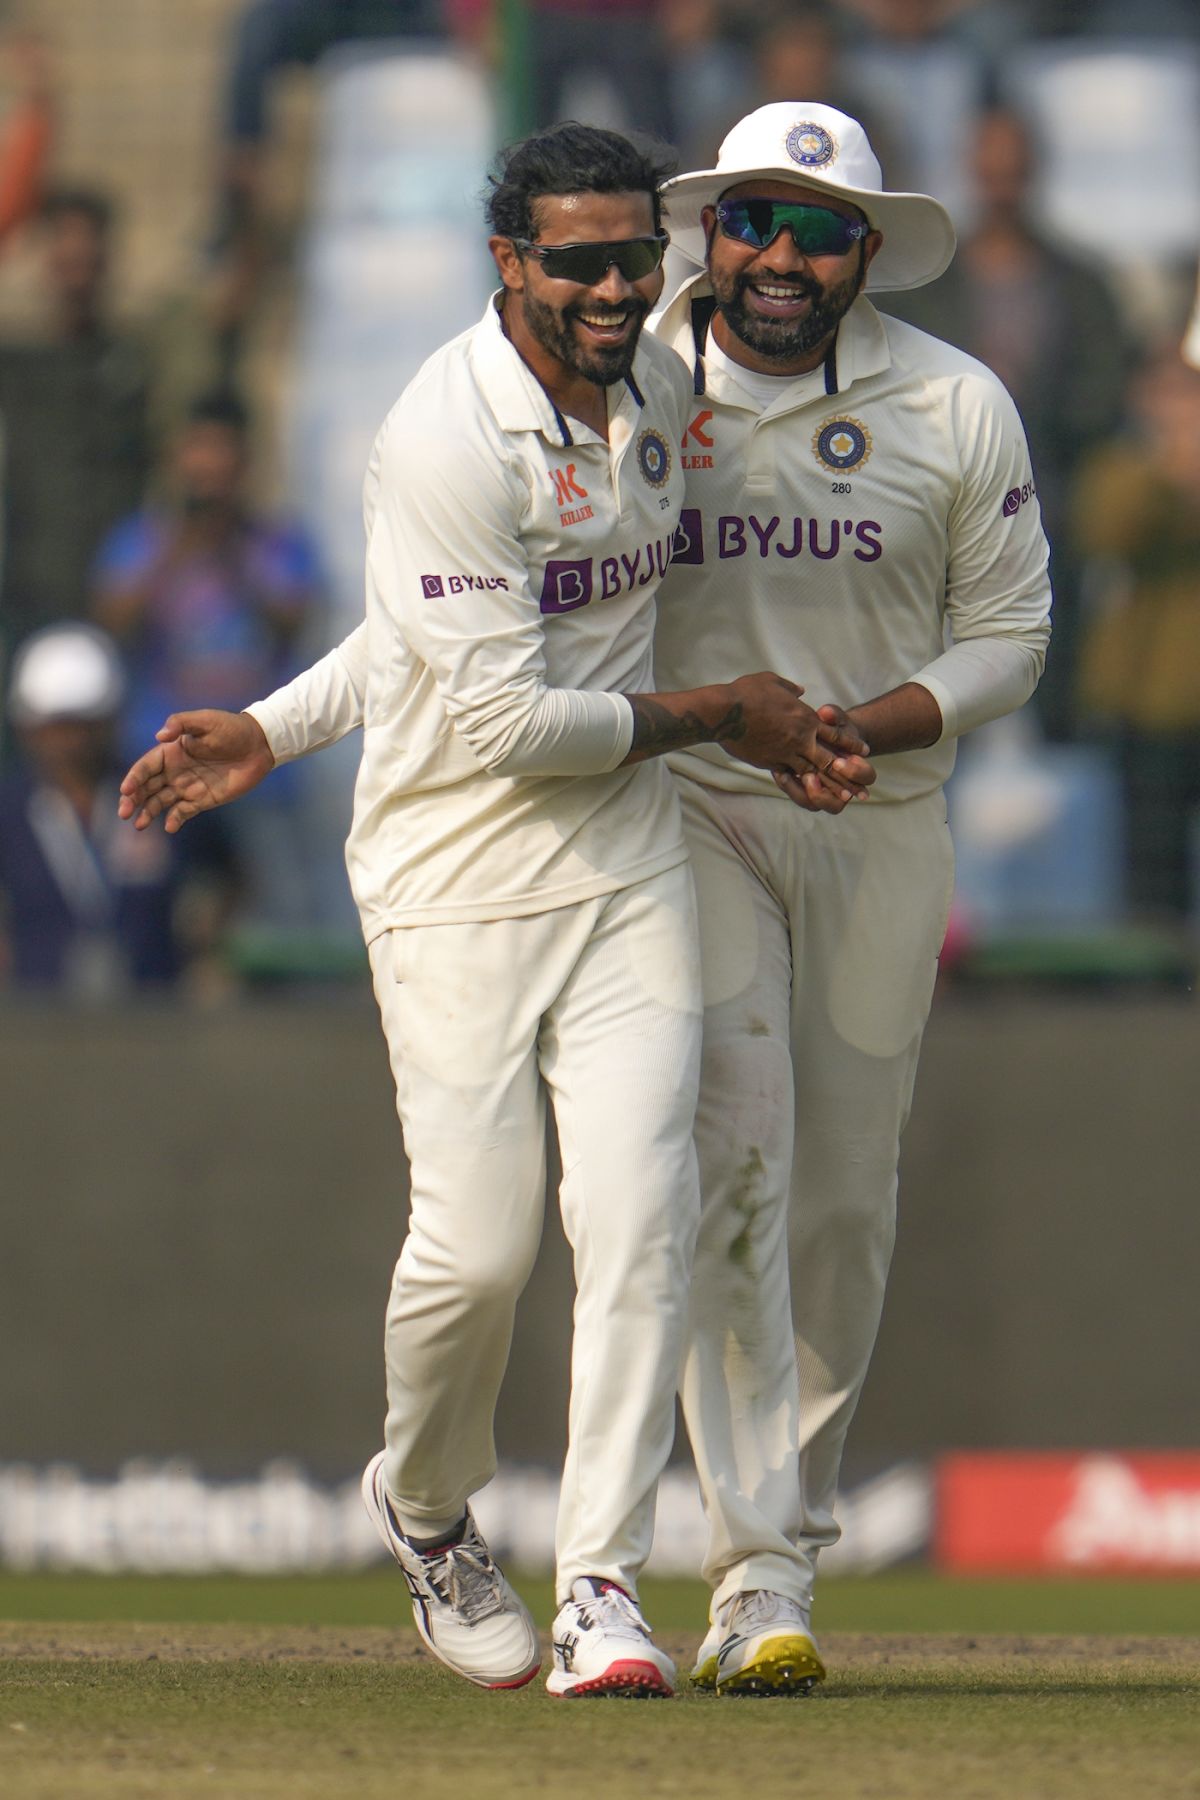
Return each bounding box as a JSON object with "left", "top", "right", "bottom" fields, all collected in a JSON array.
[
  {"left": 661, "top": 2, "right": 751, "bottom": 166},
  {"left": 753, "top": 2, "right": 862, "bottom": 107},
  {"left": 517, "top": 0, "right": 678, "bottom": 143},
  {"left": 1074, "top": 349, "right": 1200, "bottom": 928},
  {"left": 90, "top": 388, "right": 320, "bottom": 748},
  {"left": 0, "top": 188, "right": 151, "bottom": 653},
  {"left": 1020, "top": 0, "right": 1200, "bottom": 36},
  {"left": 0, "top": 624, "right": 238, "bottom": 997},
  {"left": 833, "top": 0, "right": 1016, "bottom": 216},
  {"left": 0, "top": 29, "right": 53, "bottom": 246},
  {"left": 90, "top": 387, "right": 324, "bottom": 925},
  {"left": 745, "top": 2, "right": 895, "bottom": 169},
  {"left": 215, "top": 0, "right": 446, "bottom": 310},
  {"left": 879, "top": 104, "right": 1132, "bottom": 740}
]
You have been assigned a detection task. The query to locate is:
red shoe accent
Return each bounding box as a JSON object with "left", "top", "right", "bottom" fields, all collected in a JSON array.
[
  {"left": 552, "top": 1659, "right": 673, "bottom": 1699},
  {"left": 484, "top": 1665, "right": 542, "bottom": 1691}
]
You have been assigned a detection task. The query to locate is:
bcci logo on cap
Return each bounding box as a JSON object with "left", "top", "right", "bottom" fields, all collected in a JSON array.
[
  {"left": 786, "top": 122, "right": 836, "bottom": 169},
  {"left": 637, "top": 429, "right": 671, "bottom": 489},
  {"left": 813, "top": 417, "right": 872, "bottom": 473}
]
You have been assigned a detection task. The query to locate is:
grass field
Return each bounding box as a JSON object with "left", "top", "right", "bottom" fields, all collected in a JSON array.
[{"left": 3, "top": 1573, "right": 1198, "bottom": 1800}]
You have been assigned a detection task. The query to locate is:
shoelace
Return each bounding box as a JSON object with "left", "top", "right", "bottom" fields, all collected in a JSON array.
[
  {"left": 419, "top": 1537, "right": 507, "bottom": 1624},
  {"left": 575, "top": 1585, "right": 649, "bottom": 1637},
  {"left": 726, "top": 1590, "right": 808, "bottom": 1633}
]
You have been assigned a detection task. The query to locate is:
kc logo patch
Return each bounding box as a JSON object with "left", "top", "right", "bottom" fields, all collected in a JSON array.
[
  {"left": 551, "top": 464, "right": 588, "bottom": 506},
  {"left": 682, "top": 411, "right": 714, "bottom": 450},
  {"left": 813, "top": 417, "right": 872, "bottom": 473},
  {"left": 637, "top": 428, "right": 672, "bottom": 489}
]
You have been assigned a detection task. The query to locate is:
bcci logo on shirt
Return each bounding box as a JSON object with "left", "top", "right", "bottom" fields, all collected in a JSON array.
[
  {"left": 813, "top": 417, "right": 872, "bottom": 473},
  {"left": 636, "top": 429, "right": 671, "bottom": 489},
  {"left": 786, "top": 122, "right": 836, "bottom": 169}
]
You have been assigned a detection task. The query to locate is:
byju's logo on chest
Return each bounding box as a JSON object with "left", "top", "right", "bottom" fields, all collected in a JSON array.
[{"left": 539, "top": 531, "right": 677, "bottom": 614}]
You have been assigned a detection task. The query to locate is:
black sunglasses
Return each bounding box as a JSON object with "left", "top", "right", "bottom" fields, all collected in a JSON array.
[
  {"left": 715, "top": 198, "right": 870, "bottom": 257},
  {"left": 512, "top": 233, "right": 668, "bottom": 285}
]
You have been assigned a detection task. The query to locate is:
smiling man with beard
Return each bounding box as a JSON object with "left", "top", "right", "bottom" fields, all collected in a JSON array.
[
  {"left": 702, "top": 179, "right": 873, "bottom": 366},
  {"left": 649, "top": 103, "right": 1052, "bottom": 1694}
]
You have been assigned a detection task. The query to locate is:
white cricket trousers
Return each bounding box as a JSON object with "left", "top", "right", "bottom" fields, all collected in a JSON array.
[
  {"left": 675, "top": 779, "right": 954, "bottom": 1616},
  {"left": 367, "top": 862, "right": 703, "bottom": 1602}
]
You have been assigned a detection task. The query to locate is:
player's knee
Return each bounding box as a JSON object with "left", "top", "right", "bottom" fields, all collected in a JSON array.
[{"left": 449, "top": 1234, "right": 539, "bottom": 1308}]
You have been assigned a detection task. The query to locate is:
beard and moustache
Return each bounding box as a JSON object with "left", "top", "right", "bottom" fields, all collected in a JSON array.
[
  {"left": 519, "top": 286, "right": 652, "bottom": 386},
  {"left": 709, "top": 242, "right": 866, "bottom": 362}
]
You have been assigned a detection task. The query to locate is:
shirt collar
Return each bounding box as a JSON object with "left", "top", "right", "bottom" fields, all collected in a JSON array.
[
  {"left": 473, "top": 292, "right": 647, "bottom": 448},
  {"left": 652, "top": 268, "right": 893, "bottom": 407}
]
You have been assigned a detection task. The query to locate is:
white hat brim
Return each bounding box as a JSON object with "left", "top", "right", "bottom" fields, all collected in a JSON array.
[{"left": 660, "top": 166, "right": 956, "bottom": 293}]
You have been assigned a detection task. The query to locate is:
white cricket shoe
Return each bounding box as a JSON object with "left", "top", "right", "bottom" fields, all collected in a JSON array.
[
  {"left": 546, "top": 1577, "right": 675, "bottom": 1698},
  {"left": 361, "top": 1452, "right": 540, "bottom": 1690},
  {"left": 691, "top": 1590, "right": 826, "bottom": 1696}
]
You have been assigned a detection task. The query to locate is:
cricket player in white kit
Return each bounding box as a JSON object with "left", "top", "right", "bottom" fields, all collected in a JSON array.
[
  {"left": 118, "top": 122, "right": 872, "bottom": 1700},
  {"left": 650, "top": 104, "right": 1050, "bottom": 1692},
  {"left": 119, "top": 104, "right": 1050, "bottom": 1697}
]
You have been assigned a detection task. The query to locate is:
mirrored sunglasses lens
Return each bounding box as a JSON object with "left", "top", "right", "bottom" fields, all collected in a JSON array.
[
  {"left": 722, "top": 202, "right": 856, "bottom": 255},
  {"left": 787, "top": 209, "right": 857, "bottom": 254}
]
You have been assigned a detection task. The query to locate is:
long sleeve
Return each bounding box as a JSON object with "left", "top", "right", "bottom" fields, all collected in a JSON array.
[
  {"left": 365, "top": 418, "right": 633, "bottom": 778},
  {"left": 245, "top": 625, "right": 370, "bottom": 763},
  {"left": 912, "top": 370, "right": 1051, "bottom": 742}
]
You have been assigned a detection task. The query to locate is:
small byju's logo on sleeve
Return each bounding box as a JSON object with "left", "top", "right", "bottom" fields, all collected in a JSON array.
[
  {"left": 1002, "top": 479, "right": 1036, "bottom": 518},
  {"left": 421, "top": 574, "right": 445, "bottom": 598}
]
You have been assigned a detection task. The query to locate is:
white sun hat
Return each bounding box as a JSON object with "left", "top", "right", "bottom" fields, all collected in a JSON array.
[
  {"left": 8, "top": 623, "right": 127, "bottom": 727},
  {"left": 661, "top": 102, "right": 956, "bottom": 293}
]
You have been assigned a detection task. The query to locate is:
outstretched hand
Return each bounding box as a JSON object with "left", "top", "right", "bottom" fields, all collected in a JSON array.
[{"left": 118, "top": 709, "right": 276, "bottom": 833}]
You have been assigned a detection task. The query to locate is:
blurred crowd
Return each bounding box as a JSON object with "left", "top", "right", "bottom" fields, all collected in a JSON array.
[{"left": 0, "top": 0, "right": 1199, "bottom": 998}]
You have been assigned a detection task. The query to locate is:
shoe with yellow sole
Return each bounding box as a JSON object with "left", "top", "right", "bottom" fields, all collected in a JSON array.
[{"left": 691, "top": 1591, "right": 825, "bottom": 1696}]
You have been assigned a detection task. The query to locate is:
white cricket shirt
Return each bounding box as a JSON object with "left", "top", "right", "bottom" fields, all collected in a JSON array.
[
  {"left": 249, "top": 278, "right": 1053, "bottom": 825},
  {"left": 651, "top": 276, "right": 1052, "bottom": 804},
  {"left": 313, "top": 296, "right": 692, "bottom": 937}
]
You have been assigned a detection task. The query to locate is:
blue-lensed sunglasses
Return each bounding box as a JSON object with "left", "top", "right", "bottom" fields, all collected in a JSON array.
[{"left": 715, "top": 198, "right": 870, "bottom": 257}]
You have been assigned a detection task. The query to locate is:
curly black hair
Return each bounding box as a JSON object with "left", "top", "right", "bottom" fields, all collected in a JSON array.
[{"left": 485, "top": 122, "right": 676, "bottom": 242}]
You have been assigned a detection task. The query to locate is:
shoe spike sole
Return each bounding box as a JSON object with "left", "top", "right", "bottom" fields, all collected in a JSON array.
[
  {"left": 551, "top": 1659, "right": 674, "bottom": 1699},
  {"left": 719, "top": 1644, "right": 826, "bottom": 1698}
]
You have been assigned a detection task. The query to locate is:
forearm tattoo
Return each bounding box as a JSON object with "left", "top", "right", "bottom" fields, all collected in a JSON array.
[{"left": 627, "top": 695, "right": 747, "bottom": 754}]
